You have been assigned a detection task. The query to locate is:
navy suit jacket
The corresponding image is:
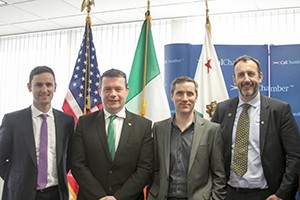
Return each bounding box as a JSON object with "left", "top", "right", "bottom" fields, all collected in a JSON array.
[
  {"left": 211, "top": 95, "right": 300, "bottom": 200},
  {"left": 71, "top": 109, "right": 153, "bottom": 200},
  {"left": 0, "top": 106, "right": 75, "bottom": 200}
]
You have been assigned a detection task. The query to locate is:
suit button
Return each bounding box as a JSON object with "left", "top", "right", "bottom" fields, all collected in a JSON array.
[
  {"left": 109, "top": 187, "right": 112, "bottom": 191},
  {"left": 109, "top": 170, "right": 113, "bottom": 174}
]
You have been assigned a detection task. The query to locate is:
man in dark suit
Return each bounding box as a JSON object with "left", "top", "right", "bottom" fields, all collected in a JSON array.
[
  {"left": 147, "top": 76, "right": 226, "bottom": 200},
  {"left": 211, "top": 55, "right": 300, "bottom": 200},
  {"left": 71, "top": 68, "right": 153, "bottom": 200},
  {"left": 0, "top": 66, "right": 75, "bottom": 200}
]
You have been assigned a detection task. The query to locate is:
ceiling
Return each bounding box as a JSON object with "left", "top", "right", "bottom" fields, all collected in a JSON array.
[{"left": 1, "top": 0, "right": 300, "bottom": 37}]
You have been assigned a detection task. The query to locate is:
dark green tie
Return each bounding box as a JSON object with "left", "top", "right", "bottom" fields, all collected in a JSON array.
[
  {"left": 232, "top": 103, "right": 251, "bottom": 177},
  {"left": 108, "top": 115, "right": 117, "bottom": 160}
]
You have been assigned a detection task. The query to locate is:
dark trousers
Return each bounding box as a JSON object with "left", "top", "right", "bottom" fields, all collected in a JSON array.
[
  {"left": 226, "top": 185, "right": 271, "bottom": 200},
  {"left": 167, "top": 198, "right": 188, "bottom": 200},
  {"left": 35, "top": 186, "right": 60, "bottom": 200}
]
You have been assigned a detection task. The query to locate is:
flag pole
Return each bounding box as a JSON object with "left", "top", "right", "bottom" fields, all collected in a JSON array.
[
  {"left": 205, "top": 0, "right": 211, "bottom": 35},
  {"left": 140, "top": 0, "right": 151, "bottom": 116},
  {"left": 81, "top": 0, "right": 95, "bottom": 114}
]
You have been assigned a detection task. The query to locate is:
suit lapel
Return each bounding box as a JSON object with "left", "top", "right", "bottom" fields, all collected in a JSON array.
[
  {"left": 163, "top": 119, "right": 172, "bottom": 176},
  {"left": 226, "top": 98, "right": 239, "bottom": 141},
  {"left": 53, "top": 109, "right": 63, "bottom": 165},
  {"left": 188, "top": 116, "right": 205, "bottom": 173},
  {"left": 22, "top": 107, "right": 37, "bottom": 166},
  {"left": 259, "top": 95, "right": 270, "bottom": 154},
  {"left": 95, "top": 110, "right": 111, "bottom": 160},
  {"left": 224, "top": 98, "right": 239, "bottom": 161},
  {"left": 115, "top": 110, "right": 133, "bottom": 160}
]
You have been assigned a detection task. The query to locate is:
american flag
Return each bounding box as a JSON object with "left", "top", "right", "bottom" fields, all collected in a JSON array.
[
  {"left": 62, "top": 22, "right": 102, "bottom": 200},
  {"left": 63, "top": 23, "right": 102, "bottom": 122}
]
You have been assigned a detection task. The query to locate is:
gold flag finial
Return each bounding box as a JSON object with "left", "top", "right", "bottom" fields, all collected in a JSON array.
[
  {"left": 81, "top": 0, "right": 94, "bottom": 26},
  {"left": 205, "top": 0, "right": 211, "bottom": 35},
  {"left": 81, "top": 0, "right": 95, "bottom": 13},
  {"left": 145, "top": 0, "right": 151, "bottom": 21}
]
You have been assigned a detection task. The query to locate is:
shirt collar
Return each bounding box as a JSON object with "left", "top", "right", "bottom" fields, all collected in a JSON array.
[
  {"left": 31, "top": 104, "right": 53, "bottom": 118},
  {"left": 171, "top": 112, "right": 196, "bottom": 127},
  {"left": 103, "top": 107, "right": 126, "bottom": 120},
  {"left": 238, "top": 93, "right": 260, "bottom": 108}
]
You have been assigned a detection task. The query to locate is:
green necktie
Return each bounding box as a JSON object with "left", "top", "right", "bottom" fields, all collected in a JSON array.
[
  {"left": 108, "top": 115, "right": 117, "bottom": 160},
  {"left": 232, "top": 103, "right": 251, "bottom": 177}
]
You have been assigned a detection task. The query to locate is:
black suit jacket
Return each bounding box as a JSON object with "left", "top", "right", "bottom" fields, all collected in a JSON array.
[
  {"left": 0, "top": 106, "right": 75, "bottom": 200},
  {"left": 71, "top": 109, "right": 153, "bottom": 200},
  {"left": 211, "top": 95, "right": 300, "bottom": 200}
]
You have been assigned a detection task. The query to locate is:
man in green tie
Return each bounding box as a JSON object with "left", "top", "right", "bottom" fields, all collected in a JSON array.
[
  {"left": 211, "top": 55, "right": 300, "bottom": 200},
  {"left": 71, "top": 68, "right": 153, "bottom": 200}
]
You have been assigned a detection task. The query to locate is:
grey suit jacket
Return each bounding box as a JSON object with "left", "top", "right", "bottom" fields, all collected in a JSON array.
[
  {"left": 211, "top": 95, "right": 300, "bottom": 200},
  {"left": 148, "top": 115, "right": 226, "bottom": 200},
  {"left": 71, "top": 109, "right": 153, "bottom": 200},
  {"left": 0, "top": 106, "right": 75, "bottom": 200}
]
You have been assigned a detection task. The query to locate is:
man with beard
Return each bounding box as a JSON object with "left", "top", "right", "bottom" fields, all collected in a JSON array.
[{"left": 211, "top": 55, "right": 300, "bottom": 200}]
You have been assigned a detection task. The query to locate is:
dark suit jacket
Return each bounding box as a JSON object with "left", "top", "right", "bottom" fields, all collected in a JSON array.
[
  {"left": 148, "top": 115, "right": 226, "bottom": 200},
  {"left": 71, "top": 109, "right": 153, "bottom": 200},
  {"left": 211, "top": 95, "right": 300, "bottom": 200},
  {"left": 0, "top": 106, "right": 75, "bottom": 200}
]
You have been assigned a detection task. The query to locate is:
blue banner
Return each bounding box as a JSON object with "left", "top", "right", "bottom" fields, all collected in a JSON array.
[{"left": 270, "top": 44, "right": 300, "bottom": 128}]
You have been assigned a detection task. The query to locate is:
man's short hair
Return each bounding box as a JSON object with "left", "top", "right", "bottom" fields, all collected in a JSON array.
[
  {"left": 29, "top": 66, "right": 56, "bottom": 83},
  {"left": 100, "top": 68, "right": 128, "bottom": 88},
  {"left": 171, "top": 76, "right": 198, "bottom": 96},
  {"left": 233, "top": 55, "right": 261, "bottom": 73}
]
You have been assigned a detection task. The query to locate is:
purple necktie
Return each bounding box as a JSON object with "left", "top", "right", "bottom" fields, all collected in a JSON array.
[{"left": 38, "top": 114, "right": 48, "bottom": 188}]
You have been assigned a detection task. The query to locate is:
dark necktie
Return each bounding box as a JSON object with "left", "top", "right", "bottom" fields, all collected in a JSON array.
[
  {"left": 38, "top": 114, "right": 48, "bottom": 188},
  {"left": 232, "top": 104, "right": 251, "bottom": 177},
  {"left": 108, "top": 115, "right": 117, "bottom": 160}
]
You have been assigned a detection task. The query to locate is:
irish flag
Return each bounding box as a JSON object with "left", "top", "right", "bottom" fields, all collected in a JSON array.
[
  {"left": 194, "top": 20, "right": 229, "bottom": 119},
  {"left": 125, "top": 11, "right": 170, "bottom": 123}
]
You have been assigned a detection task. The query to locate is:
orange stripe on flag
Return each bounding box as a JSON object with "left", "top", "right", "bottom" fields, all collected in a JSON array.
[
  {"left": 143, "top": 186, "right": 147, "bottom": 200},
  {"left": 67, "top": 171, "right": 78, "bottom": 199}
]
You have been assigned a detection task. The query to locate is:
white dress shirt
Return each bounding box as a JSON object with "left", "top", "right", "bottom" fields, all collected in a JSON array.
[
  {"left": 103, "top": 108, "right": 126, "bottom": 152},
  {"left": 229, "top": 93, "right": 268, "bottom": 189},
  {"left": 31, "top": 105, "right": 58, "bottom": 189}
]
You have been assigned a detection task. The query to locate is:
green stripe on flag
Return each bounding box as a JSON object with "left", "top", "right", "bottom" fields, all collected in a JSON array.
[{"left": 126, "top": 19, "right": 160, "bottom": 103}]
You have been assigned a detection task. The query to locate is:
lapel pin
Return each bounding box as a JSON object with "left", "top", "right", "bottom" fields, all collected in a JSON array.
[
  {"left": 128, "top": 122, "right": 132, "bottom": 126},
  {"left": 228, "top": 113, "right": 232, "bottom": 117},
  {"left": 261, "top": 121, "right": 264, "bottom": 125}
]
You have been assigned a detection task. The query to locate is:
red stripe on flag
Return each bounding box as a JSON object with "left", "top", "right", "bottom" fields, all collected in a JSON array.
[
  {"left": 62, "top": 99, "right": 78, "bottom": 123},
  {"left": 97, "top": 104, "right": 103, "bottom": 110},
  {"left": 67, "top": 172, "right": 79, "bottom": 195}
]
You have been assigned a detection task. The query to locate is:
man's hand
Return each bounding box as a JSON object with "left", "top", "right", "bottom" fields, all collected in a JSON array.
[
  {"left": 266, "top": 194, "right": 282, "bottom": 200},
  {"left": 100, "top": 196, "right": 117, "bottom": 200}
]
